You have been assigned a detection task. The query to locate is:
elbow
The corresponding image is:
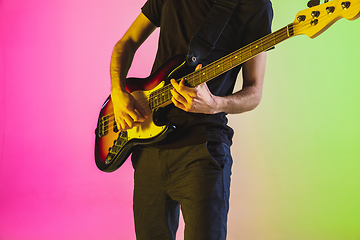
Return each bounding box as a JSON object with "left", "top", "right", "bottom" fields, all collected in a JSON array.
[
  {"left": 114, "top": 38, "right": 137, "bottom": 55},
  {"left": 247, "top": 86, "right": 263, "bottom": 111},
  {"left": 249, "top": 92, "right": 263, "bottom": 111}
]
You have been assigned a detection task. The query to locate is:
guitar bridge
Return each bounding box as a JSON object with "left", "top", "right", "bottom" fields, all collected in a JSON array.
[
  {"left": 105, "top": 131, "right": 128, "bottom": 165},
  {"left": 96, "top": 115, "right": 109, "bottom": 137}
]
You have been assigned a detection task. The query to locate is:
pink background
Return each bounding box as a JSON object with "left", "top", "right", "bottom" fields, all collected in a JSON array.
[
  {"left": 0, "top": 0, "right": 159, "bottom": 239},
  {"left": 1, "top": 0, "right": 360, "bottom": 239}
]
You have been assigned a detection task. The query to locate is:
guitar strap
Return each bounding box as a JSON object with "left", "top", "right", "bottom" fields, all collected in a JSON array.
[{"left": 186, "top": 0, "right": 239, "bottom": 66}]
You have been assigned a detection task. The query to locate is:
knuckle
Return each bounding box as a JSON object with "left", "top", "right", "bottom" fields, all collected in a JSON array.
[
  {"left": 173, "top": 95, "right": 180, "bottom": 101},
  {"left": 132, "top": 115, "right": 139, "bottom": 122},
  {"left": 127, "top": 122, "right": 134, "bottom": 129}
]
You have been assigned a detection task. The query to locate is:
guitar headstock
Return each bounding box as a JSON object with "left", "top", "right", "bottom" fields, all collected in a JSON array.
[{"left": 292, "top": 0, "right": 360, "bottom": 38}]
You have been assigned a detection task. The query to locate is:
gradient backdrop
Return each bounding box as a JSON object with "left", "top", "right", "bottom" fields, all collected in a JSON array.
[{"left": 1, "top": 0, "right": 359, "bottom": 239}]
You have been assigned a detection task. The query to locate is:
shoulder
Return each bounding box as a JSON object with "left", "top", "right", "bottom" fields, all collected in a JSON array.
[{"left": 141, "top": 0, "right": 167, "bottom": 27}]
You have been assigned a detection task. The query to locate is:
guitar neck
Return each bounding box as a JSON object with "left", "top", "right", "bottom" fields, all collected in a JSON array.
[{"left": 149, "top": 24, "right": 295, "bottom": 110}]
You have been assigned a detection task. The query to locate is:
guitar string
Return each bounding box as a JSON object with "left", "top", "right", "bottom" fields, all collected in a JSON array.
[
  {"left": 183, "top": 3, "right": 360, "bottom": 91},
  {"left": 101, "top": 23, "right": 314, "bottom": 129},
  {"left": 146, "top": 26, "right": 291, "bottom": 105},
  {"left": 147, "top": 26, "right": 291, "bottom": 102},
  {"left": 100, "top": 27, "right": 291, "bottom": 130},
  {"left": 100, "top": 5, "right": 352, "bottom": 130},
  {"left": 145, "top": 27, "right": 291, "bottom": 106}
]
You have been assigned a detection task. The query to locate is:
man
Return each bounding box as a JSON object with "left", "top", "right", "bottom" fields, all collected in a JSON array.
[{"left": 110, "top": 0, "right": 273, "bottom": 239}]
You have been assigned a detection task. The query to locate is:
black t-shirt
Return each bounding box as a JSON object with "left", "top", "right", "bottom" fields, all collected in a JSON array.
[{"left": 141, "top": 0, "right": 273, "bottom": 148}]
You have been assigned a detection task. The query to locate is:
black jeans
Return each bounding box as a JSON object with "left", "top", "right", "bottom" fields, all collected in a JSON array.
[{"left": 131, "top": 141, "right": 233, "bottom": 240}]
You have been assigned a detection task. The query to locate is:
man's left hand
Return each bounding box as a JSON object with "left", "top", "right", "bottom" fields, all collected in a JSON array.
[{"left": 170, "top": 76, "right": 219, "bottom": 114}]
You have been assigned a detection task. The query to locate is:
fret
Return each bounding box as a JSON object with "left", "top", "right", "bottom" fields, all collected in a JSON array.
[
  {"left": 263, "top": 37, "right": 273, "bottom": 50},
  {"left": 208, "top": 68, "right": 215, "bottom": 79},
  {"left": 150, "top": 94, "right": 155, "bottom": 109},
  {"left": 192, "top": 71, "right": 199, "bottom": 87},
  {"left": 155, "top": 94, "right": 159, "bottom": 107},
  {"left": 196, "top": 71, "right": 202, "bottom": 86},
  {"left": 196, "top": 71, "right": 201, "bottom": 86},
  {"left": 222, "top": 58, "right": 225, "bottom": 72},
  {"left": 160, "top": 91, "right": 165, "bottom": 104},
  {"left": 273, "top": 32, "right": 277, "bottom": 46},
  {"left": 234, "top": 54, "right": 241, "bottom": 66},
  {"left": 215, "top": 61, "right": 222, "bottom": 76},
  {"left": 227, "top": 56, "right": 232, "bottom": 69},
  {"left": 251, "top": 41, "right": 262, "bottom": 56},
  {"left": 201, "top": 68, "right": 206, "bottom": 84}
]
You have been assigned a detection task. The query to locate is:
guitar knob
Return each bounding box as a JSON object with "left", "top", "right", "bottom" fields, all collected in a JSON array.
[
  {"left": 326, "top": 6, "right": 335, "bottom": 14},
  {"left": 297, "top": 15, "right": 306, "bottom": 22},
  {"left": 311, "top": 19, "right": 319, "bottom": 26},
  {"left": 311, "top": 11, "right": 321, "bottom": 18},
  {"left": 341, "top": 1, "right": 351, "bottom": 9}
]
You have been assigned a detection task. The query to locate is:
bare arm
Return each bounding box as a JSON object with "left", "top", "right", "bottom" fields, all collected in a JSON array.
[
  {"left": 110, "top": 13, "right": 156, "bottom": 131},
  {"left": 170, "top": 52, "right": 267, "bottom": 114}
]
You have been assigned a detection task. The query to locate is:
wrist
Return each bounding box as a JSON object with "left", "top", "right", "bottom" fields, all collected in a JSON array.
[
  {"left": 111, "top": 81, "right": 127, "bottom": 93},
  {"left": 211, "top": 95, "right": 223, "bottom": 114}
]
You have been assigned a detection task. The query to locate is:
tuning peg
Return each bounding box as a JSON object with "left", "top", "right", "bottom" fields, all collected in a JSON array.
[{"left": 307, "top": 0, "right": 320, "bottom": 7}]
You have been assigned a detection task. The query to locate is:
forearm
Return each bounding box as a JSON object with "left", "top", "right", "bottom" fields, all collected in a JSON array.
[
  {"left": 213, "top": 52, "right": 266, "bottom": 114},
  {"left": 170, "top": 53, "right": 266, "bottom": 115},
  {"left": 110, "top": 13, "right": 156, "bottom": 93},
  {"left": 110, "top": 39, "right": 136, "bottom": 93},
  {"left": 213, "top": 85, "right": 262, "bottom": 114}
]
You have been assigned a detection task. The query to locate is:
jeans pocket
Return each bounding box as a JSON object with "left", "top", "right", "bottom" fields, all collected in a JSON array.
[{"left": 205, "top": 141, "right": 232, "bottom": 170}]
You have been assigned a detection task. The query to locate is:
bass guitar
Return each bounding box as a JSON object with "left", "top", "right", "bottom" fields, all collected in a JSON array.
[{"left": 95, "top": 0, "right": 360, "bottom": 172}]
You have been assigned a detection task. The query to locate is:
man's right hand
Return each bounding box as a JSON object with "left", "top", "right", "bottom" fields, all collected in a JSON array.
[{"left": 111, "top": 88, "right": 148, "bottom": 131}]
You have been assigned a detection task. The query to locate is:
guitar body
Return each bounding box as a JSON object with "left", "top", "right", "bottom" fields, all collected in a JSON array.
[{"left": 95, "top": 55, "right": 193, "bottom": 172}]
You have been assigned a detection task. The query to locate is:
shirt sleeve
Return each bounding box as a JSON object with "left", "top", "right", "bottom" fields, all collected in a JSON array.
[
  {"left": 239, "top": 1, "right": 274, "bottom": 48},
  {"left": 141, "top": 0, "right": 165, "bottom": 27}
]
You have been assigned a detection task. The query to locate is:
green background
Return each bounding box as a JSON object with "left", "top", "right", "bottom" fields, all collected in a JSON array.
[{"left": 227, "top": 0, "right": 360, "bottom": 239}]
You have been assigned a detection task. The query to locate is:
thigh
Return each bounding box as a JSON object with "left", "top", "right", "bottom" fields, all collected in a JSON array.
[
  {"left": 167, "top": 142, "right": 233, "bottom": 240},
  {"left": 131, "top": 147, "right": 180, "bottom": 240}
]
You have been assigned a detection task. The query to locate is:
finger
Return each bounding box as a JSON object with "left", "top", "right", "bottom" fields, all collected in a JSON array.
[
  {"left": 133, "top": 100, "right": 149, "bottom": 118},
  {"left": 179, "top": 79, "right": 197, "bottom": 98},
  {"left": 171, "top": 78, "right": 189, "bottom": 92},
  {"left": 171, "top": 78, "right": 195, "bottom": 97},
  {"left": 118, "top": 118, "right": 128, "bottom": 131},
  {"left": 170, "top": 79, "right": 179, "bottom": 90},
  {"left": 171, "top": 90, "right": 186, "bottom": 110},
  {"left": 125, "top": 105, "right": 146, "bottom": 123},
  {"left": 195, "top": 63, "right": 202, "bottom": 71},
  {"left": 126, "top": 111, "right": 146, "bottom": 129},
  {"left": 171, "top": 88, "right": 187, "bottom": 105},
  {"left": 114, "top": 114, "right": 121, "bottom": 131},
  {"left": 171, "top": 79, "right": 186, "bottom": 99}
]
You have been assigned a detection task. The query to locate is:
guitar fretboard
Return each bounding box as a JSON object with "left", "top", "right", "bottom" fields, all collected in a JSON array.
[{"left": 148, "top": 24, "right": 294, "bottom": 110}]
